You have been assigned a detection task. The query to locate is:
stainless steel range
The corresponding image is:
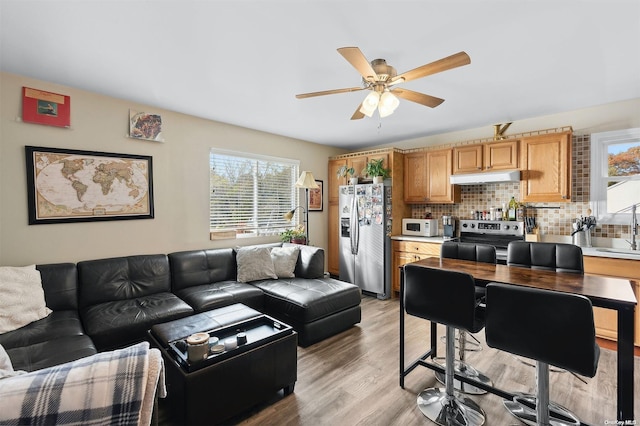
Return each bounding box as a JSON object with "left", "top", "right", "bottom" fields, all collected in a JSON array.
[{"left": 458, "top": 220, "right": 525, "bottom": 264}]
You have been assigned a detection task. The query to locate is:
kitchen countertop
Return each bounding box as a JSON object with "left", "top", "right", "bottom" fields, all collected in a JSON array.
[
  {"left": 580, "top": 246, "right": 640, "bottom": 261},
  {"left": 392, "top": 234, "right": 640, "bottom": 261},
  {"left": 390, "top": 235, "right": 454, "bottom": 244}
]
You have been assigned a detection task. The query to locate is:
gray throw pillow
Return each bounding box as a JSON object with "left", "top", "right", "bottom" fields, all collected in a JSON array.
[
  {"left": 235, "top": 246, "right": 278, "bottom": 283},
  {"left": 271, "top": 246, "right": 300, "bottom": 278}
]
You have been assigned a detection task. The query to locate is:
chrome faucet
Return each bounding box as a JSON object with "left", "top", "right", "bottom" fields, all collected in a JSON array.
[{"left": 631, "top": 204, "right": 638, "bottom": 251}]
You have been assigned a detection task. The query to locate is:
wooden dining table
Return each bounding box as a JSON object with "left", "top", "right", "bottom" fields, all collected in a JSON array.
[{"left": 398, "top": 257, "right": 637, "bottom": 422}]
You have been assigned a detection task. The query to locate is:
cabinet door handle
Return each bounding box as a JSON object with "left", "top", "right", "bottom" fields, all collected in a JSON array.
[{"left": 486, "top": 166, "right": 492, "bottom": 169}]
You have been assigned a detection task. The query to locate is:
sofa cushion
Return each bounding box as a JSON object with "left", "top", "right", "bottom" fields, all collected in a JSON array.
[
  {"left": 169, "top": 248, "right": 237, "bottom": 291},
  {"left": 0, "top": 311, "right": 85, "bottom": 349},
  {"left": 235, "top": 246, "right": 277, "bottom": 283},
  {"left": 283, "top": 243, "right": 325, "bottom": 279},
  {"left": 0, "top": 265, "right": 52, "bottom": 334},
  {"left": 36, "top": 263, "right": 80, "bottom": 311},
  {"left": 4, "top": 335, "right": 97, "bottom": 372},
  {"left": 174, "top": 281, "right": 264, "bottom": 313},
  {"left": 81, "top": 292, "right": 193, "bottom": 351},
  {"left": 252, "top": 277, "right": 361, "bottom": 324},
  {"left": 77, "top": 254, "right": 172, "bottom": 308}
]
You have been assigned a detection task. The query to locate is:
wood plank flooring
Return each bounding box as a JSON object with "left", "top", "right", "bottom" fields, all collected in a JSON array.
[{"left": 160, "top": 296, "right": 639, "bottom": 425}]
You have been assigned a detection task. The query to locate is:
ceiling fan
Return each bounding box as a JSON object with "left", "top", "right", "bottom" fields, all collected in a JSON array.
[{"left": 296, "top": 47, "right": 471, "bottom": 120}]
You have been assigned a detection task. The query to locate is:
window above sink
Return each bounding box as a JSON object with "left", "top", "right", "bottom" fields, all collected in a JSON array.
[{"left": 590, "top": 128, "right": 640, "bottom": 225}]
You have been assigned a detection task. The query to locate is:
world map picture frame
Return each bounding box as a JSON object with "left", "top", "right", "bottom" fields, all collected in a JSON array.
[{"left": 25, "top": 146, "right": 154, "bottom": 224}]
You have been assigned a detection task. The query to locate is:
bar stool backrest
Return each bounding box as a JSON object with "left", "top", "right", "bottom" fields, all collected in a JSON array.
[
  {"left": 507, "top": 241, "right": 584, "bottom": 273},
  {"left": 441, "top": 242, "right": 497, "bottom": 264},
  {"left": 403, "top": 264, "right": 483, "bottom": 333},
  {"left": 485, "top": 283, "right": 600, "bottom": 377}
]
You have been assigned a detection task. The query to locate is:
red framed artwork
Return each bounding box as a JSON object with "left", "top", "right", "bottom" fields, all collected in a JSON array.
[{"left": 22, "top": 87, "right": 71, "bottom": 128}]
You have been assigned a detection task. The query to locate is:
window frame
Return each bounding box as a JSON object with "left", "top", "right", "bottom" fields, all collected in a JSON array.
[
  {"left": 590, "top": 127, "right": 640, "bottom": 225},
  {"left": 209, "top": 148, "right": 300, "bottom": 239}
]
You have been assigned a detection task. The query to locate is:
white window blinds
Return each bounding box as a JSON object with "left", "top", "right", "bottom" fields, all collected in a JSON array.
[{"left": 209, "top": 149, "right": 299, "bottom": 239}]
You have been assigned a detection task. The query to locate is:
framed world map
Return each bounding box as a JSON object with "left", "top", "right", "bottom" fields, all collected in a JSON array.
[{"left": 25, "top": 146, "right": 154, "bottom": 224}]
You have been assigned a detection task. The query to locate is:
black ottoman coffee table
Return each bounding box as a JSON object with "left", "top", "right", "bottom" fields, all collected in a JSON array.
[{"left": 148, "top": 304, "right": 297, "bottom": 425}]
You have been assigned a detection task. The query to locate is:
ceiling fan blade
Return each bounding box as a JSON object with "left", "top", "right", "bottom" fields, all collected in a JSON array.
[
  {"left": 389, "top": 51, "right": 470, "bottom": 85},
  {"left": 296, "top": 87, "right": 365, "bottom": 99},
  {"left": 351, "top": 103, "right": 365, "bottom": 120},
  {"left": 392, "top": 88, "right": 445, "bottom": 108},
  {"left": 337, "top": 47, "right": 377, "bottom": 82}
]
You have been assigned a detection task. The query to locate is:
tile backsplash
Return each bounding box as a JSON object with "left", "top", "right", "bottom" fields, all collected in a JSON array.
[{"left": 410, "top": 134, "right": 633, "bottom": 240}]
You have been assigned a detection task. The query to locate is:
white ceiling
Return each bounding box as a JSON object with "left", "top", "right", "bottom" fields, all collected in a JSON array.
[{"left": 1, "top": 1, "right": 639, "bottom": 150}]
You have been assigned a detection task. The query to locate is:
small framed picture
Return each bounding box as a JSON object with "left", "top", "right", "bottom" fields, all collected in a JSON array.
[
  {"left": 308, "top": 180, "right": 323, "bottom": 212},
  {"left": 22, "top": 87, "right": 71, "bottom": 128}
]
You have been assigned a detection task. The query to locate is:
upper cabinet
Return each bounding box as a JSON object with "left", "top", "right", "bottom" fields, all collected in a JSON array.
[
  {"left": 328, "top": 158, "right": 347, "bottom": 204},
  {"left": 404, "top": 148, "right": 460, "bottom": 204},
  {"left": 520, "top": 131, "right": 572, "bottom": 202},
  {"left": 453, "top": 140, "right": 519, "bottom": 174}
]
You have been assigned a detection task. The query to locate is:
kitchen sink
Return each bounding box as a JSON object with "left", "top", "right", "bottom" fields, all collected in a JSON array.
[{"left": 595, "top": 247, "right": 640, "bottom": 256}]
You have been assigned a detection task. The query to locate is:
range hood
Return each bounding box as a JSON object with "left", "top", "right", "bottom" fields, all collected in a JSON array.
[{"left": 450, "top": 170, "right": 520, "bottom": 185}]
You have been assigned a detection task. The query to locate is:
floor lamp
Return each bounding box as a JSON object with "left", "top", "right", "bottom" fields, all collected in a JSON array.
[{"left": 284, "top": 171, "right": 318, "bottom": 244}]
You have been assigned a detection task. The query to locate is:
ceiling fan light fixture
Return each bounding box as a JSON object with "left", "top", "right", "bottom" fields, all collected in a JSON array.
[
  {"left": 359, "top": 91, "right": 380, "bottom": 117},
  {"left": 378, "top": 91, "right": 400, "bottom": 118}
]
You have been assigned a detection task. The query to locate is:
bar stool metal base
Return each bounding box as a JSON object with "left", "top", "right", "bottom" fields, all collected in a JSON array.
[
  {"left": 434, "top": 359, "right": 492, "bottom": 395},
  {"left": 417, "top": 388, "right": 485, "bottom": 426},
  {"left": 503, "top": 393, "right": 580, "bottom": 426}
]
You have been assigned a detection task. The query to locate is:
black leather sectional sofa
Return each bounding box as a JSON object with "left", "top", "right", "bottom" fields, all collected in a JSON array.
[{"left": 0, "top": 243, "right": 361, "bottom": 372}]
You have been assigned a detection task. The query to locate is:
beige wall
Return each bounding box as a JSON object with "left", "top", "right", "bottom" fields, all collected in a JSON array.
[
  {"left": 0, "top": 72, "right": 346, "bottom": 266},
  {"left": 375, "top": 98, "right": 640, "bottom": 150},
  {"left": 2, "top": 70, "right": 639, "bottom": 266}
]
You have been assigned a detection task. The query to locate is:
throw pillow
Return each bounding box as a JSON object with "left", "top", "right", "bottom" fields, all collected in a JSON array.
[
  {"left": 0, "top": 265, "right": 52, "bottom": 334},
  {"left": 235, "top": 247, "right": 278, "bottom": 283},
  {"left": 270, "top": 246, "right": 300, "bottom": 278}
]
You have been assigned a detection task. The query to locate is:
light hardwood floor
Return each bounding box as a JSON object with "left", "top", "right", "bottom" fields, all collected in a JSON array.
[{"left": 162, "top": 295, "right": 639, "bottom": 425}]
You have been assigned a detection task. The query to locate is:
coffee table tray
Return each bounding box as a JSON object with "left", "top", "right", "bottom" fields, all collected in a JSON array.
[{"left": 168, "top": 314, "right": 293, "bottom": 372}]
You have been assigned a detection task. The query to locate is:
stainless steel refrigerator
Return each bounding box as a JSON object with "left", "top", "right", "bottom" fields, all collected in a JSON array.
[{"left": 338, "top": 182, "right": 391, "bottom": 300}]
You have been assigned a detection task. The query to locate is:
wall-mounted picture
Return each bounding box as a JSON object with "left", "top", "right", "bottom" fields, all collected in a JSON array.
[
  {"left": 25, "top": 146, "right": 154, "bottom": 224},
  {"left": 22, "top": 87, "right": 71, "bottom": 128},
  {"left": 129, "top": 109, "right": 164, "bottom": 141},
  {"left": 308, "top": 180, "right": 323, "bottom": 211}
]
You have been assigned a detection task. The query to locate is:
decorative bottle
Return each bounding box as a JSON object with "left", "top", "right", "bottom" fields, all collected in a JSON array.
[{"left": 508, "top": 197, "right": 518, "bottom": 221}]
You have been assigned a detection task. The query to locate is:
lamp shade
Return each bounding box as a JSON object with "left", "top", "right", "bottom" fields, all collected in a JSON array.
[{"left": 295, "top": 171, "right": 319, "bottom": 189}]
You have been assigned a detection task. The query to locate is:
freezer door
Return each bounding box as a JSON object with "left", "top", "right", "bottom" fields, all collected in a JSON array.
[{"left": 338, "top": 186, "right": 355, "bottom": 284}]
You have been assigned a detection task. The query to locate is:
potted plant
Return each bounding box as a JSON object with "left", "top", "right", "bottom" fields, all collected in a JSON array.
[
  {"left": 279, "top": 225, "right": 306, "bottom": 244},
  {"left": 363, "top": 158, "right": 391, "bottom": 184},
  {"left": 336, "top": 165, "right": 358, "bottom": 185}
]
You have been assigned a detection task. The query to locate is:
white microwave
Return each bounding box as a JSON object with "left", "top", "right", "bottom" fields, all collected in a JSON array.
[{"left": 402, "top": 219, "right": 439, "bottom": 237}]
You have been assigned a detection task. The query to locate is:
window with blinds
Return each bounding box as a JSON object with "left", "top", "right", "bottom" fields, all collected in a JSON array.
[{"left": 209, "top": 149, "right": 300, "bottom": 239}]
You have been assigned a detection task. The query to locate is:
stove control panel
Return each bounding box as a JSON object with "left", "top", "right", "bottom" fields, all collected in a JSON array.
[{"left": 459, "top": 220, "right": 524, "bottom": 236}]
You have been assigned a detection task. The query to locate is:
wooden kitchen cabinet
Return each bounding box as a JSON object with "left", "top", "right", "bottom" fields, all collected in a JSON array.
[
  {"left": 328, "top": 159, "right": 347, "bottom": 204},
  {"left": 392, "top": 240, "right": 441, "bottom": 295},
  {"left": 583, "top": 255, "right": 640, "bottom": 346},
  {"left": 404, "top": 148, "right": 460, "bottom": 204},
  {"left": 453, "top": 140, "right": 519, "bottom": 174},
  {"left": 327, "top": 202, "right": 340, "bottom": 275},
  {"left": 520, "top": 131, "right": 571, "bottom": 202}
]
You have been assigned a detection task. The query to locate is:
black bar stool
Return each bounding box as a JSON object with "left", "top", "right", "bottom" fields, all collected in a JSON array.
[
  {"left": 507, "top": 241, "right": 583, "bottom": 273},
  {"left": 485, "top": 283, "right": 600, "bottom": 426},
  {"left": 404, "top": 263, "right": 486, "bottom": 426},
  {"left": 437, "top": 241, "right": 495, "bottom": 395}
]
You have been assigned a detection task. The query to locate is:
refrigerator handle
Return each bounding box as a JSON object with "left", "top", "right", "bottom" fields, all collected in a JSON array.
[{"left": 350, "top": 191, "right": 359, "bottom": 255}]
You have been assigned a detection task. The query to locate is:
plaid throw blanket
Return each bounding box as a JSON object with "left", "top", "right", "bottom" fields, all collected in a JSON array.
[{"left": 0, "top": 342, "right": 164, "bottom": 426}]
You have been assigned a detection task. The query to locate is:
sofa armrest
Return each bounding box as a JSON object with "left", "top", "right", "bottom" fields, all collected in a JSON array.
[{"left": 284, "top": 243, "right": 324, "bottom": 279}]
